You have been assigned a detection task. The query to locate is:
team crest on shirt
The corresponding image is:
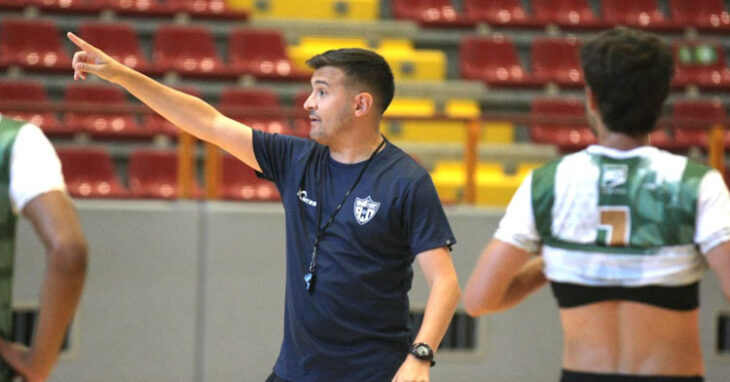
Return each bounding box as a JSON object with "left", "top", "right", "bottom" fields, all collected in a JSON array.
[
  {"left": 354, "top": 196, "right": 380, "bottom": 225},
  {"left": 601, "top": 164, "right": 628, "bottom": 194}
]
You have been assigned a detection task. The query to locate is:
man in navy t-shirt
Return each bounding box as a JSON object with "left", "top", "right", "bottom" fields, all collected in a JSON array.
[{"left": 68, "top": 33, "right": 461, "bottom": 382}]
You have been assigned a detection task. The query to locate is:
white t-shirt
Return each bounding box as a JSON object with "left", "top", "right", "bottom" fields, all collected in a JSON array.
[
  {"left": 494, "top": 145, "right": 730, "bottom": 286},
  {"left": 1, "top": 115, "right": 66, "bottom": 214}
]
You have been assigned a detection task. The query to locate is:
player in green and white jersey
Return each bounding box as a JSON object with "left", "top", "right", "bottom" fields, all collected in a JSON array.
[{"left": 464, "top": 27, "right": 730, "bottom": 382}]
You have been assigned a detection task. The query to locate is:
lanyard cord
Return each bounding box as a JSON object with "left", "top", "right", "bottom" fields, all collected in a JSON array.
[{"left": 304, "top": 135, "right": 386, "bottom": 292}]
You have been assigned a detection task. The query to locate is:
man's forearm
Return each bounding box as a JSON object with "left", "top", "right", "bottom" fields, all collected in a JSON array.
[
  {"left": 29, "top": 244, "right": 87, "bottom": 379},
  {"left": 412, "top": 275, "right": 460, "bottom": 352},
  {"left": 494, "top": 257, "right": 547, "bottom": 312},
  {"left": 114, "top": 67, "right": 222, "bottom": 143}
]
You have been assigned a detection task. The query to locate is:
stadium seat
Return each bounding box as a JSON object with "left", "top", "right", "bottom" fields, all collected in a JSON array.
[
  {"left": 601, "top": 0, "right": 675, "bottom": 29},
  {"left": 668, "top": 99, "right": 726, "bottom": 149},
  {"left": 166, "top": 0, "right": 248, "bottom": 20},
  {"left": 0, "top": 80, "right": 69, "bottom": 136},
  {"left": 0, "top": 18, "right": 71, "bottom": 72},
  {"left": 460, "top": 35, "right": 539, "bottom": 87},
  {"left": 531, "top": 37, "right": 584, "bottom": 87},
  {"left": 34, "top": 0, "right": 101, "bottom": 13},
  {"left": 142, "top": 86, "right": 201, "bottom": 137},
  {"left": 219, "top": 87, "right": 297, "bottom": 136},
  {"left": 63, "top": 83, "right": 148, "bottom": 139},
  {"left": 532, "top": 0, "right": 603, "bottom": 28},
  {"left": 0, "top": 0, "right": 34, "bottom": 10},
  {"left": 221, "top": 154, "right": 280, "bottom": 201},
  {"left": 78, "top": 22, "right": 152, "bottom": 74},
  {"left": 152, "top": 25, "right": 229, "bottom": 78},
  {"left": 228, "top": 29, "right": 308, "bottom": 81},
  {"left": 669, "top": 0, "right": 730, "bottom": 31},
  {"left": 530, "top": 98, "right": 595, "bottom": 151},
  {"left": 463, "top": 0, "right": 538, "bottom": 27},
  {"left": 104, "top": 0, "right": 174, "bottom": 17},
  {"left": 56, "top": 147, "right": 128, "bottom": 198},
  {"left": 229, "top": 0, "right": 378, "bottom": 21},
  {"left": 128, "top": 150, "right": 201, "bottom": 199},
  {"left": 673, "top": 41, "right": 730, "bottom": 89},
  {"left": 392, "top": 0, "right": 474, "bottom": 27}
]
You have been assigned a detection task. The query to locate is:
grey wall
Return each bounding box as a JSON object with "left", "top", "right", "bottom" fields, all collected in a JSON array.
[{"left": 12, "top": 201, "right": 730, "bottom": 381}]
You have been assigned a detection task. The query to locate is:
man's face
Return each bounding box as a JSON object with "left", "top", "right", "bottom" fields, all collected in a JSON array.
[{"left": 303, "top": 66, "right": 355, "bottom": 145}]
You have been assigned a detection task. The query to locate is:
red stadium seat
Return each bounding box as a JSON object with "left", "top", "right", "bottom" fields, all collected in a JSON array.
[
  {"left": 221, "top": 154, "right": 280, "bottom": 201},
  {"left": 601, "top": 0, "right": 675, "bottom": 29},
  {"left": 34, "top": 0, "right": 101, "bottom": 13},
  {"left": 669, "top": 0, "right": 730, "bottom": 31},
  {"left": 103, "top": 0, "right": 173, "bottom": 17},
  {"left": 166, "top": 0, "right": 248, "bottom": 20},
  {"left": 142, "top": 86, "right": 201, "bottom": 137},
  {"left": 0, "top": 19, "right": 71, "bottom": 72},
  {"left": 392, "top": 0, "right": 474, "bottom": 27},
  {"left": 531, "top": 37, "right": 584, "bottom": 87},
  {"left": 127, "top": 150, "right": 201, "bottom": 199},
  {"left": 0, "top": 80, "right": 70, "bottom": 137},
  {"left": 56, "top": 147, "right": 128, "bottom": 198},
  {"left": 152, "top": 25, "right": 229, "bottom": 78},
  {"left": 673, "top": 41, "right": 730, "bottom": 90},
  {"left": 219, "top": 87, "right": 294, "bottom": 136},
  {"left": 530, "top": 98, "right": 595, "bottom": 151},
  {"left": 63, "top": 83, "right": 149, "bottom": 139},
  {"left": 0, "top": 0, "right": 34, "bottom": 10},
  {"left": 671, "top": 99, "right": 726, "bottom": 149},
  {"left": 228, "top": 29, "right": 307, "bottom": 81},
  {"left": 460, "top": 35, "right": 539, "bottom": 87},
  {"left": 532, "top": 0, "right": 603, "bottom": 28},
  {"left": 78, "top": 22, "right": 152, "bottom": 73},
  {"left": 463, "top": 0, "right": 537, "bottom": 27}
]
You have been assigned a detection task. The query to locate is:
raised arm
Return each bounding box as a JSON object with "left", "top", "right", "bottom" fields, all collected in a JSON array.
[
  {"left": 67, "top": 32, "right": 261, "bottom": 172},
  {"left": 0, "top": 191, "right": 87, "bottom": 382}
]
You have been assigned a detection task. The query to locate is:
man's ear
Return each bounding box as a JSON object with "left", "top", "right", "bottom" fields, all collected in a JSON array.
[{"left": 354, "top": 92, "right": 374, "bottom": 117}]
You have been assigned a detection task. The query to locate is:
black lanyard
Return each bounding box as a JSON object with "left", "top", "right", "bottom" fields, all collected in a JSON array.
[{"left": 303, "top": 136, "right": 386, "bottom": 293}]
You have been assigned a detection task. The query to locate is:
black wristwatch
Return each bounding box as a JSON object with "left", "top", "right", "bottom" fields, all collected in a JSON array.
[{"left": 409, "top": 342, "right": 435, "bottom": 367}]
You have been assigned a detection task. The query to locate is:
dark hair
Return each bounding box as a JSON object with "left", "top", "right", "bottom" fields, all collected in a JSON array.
[
  {"left": 306, "top": 48, "right": 395, "bottom": 115},
  {"left": 580, "top": 27, "right": 674, "bottom": 136}
]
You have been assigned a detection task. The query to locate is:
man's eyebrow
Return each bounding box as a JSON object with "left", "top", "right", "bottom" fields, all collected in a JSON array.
[{"left": 313, "top": 80, "right": 329, "bottom": 86}]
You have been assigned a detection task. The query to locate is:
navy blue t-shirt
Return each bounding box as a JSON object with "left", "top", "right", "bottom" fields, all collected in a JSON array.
[{"left": 252, "top": 130, "right": 456, "bottom": 381}]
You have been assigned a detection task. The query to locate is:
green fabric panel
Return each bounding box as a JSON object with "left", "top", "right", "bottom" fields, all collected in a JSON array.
[
  {"left": 531, "top": 159, "right": 561, "bottom": 239},
  {"left": 593, "top": 153, "right": 709, "bottom": 249},
  {"left": 0, "top": 117, "right": 24, "bottom": 381}
]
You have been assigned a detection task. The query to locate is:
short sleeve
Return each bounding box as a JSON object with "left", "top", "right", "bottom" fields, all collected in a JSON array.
[
  {"left": 251, "top": 129, "right": 311, "bottom": 186},
  {"left": 403, "top": 173, "right": 456, "bottom": 256},
  {"left": 493, "top": 172, "right": 541, "bottom": 253},
  {"left": 695, "top": 169, "right": 730, "bottom": 254},
  {"left": 10, "top": 124, "right": 66, "bottom": 213}
]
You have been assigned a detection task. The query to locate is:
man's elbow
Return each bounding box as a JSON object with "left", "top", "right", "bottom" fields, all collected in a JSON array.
[{"left": 49, "top": 237, "right": 88, "bottom": 278}]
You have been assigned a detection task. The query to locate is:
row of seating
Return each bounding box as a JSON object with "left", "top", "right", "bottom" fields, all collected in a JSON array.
[
  {"left": 0, "top": 80, "right": 307, "bottom": 139},
  {"left": 531, "top": 97, "right": 729, "bottom": 152},
  {"left": 57, "top": 147, "right": 279, "bottom": 200},
  {"left": 1, "top": 0, "right": 248, "bottom": 20},
  {"left": 3, "top": 18, "right": 729, "bottom": 88},
  {"left": 393, "top": 0, "right": 730, "bottom": 32},
  {"left": 2, "top": 79, "right": 726, "bottom": 152},
  {"left": 462, "top": 35, "right": 730, "bottom": 89}
]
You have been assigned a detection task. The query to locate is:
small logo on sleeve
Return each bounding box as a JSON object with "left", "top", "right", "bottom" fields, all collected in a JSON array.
[{"left": 354, "top": 196, "right": 380, "bottom": 225}]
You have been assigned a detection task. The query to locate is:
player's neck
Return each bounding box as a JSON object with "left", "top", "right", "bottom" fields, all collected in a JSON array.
[
  {"left": 329, "top": 130, "right": 385, "bottom": 164},
  {"left": 598, "top": 132, "right": 650, "bottom": 151}
]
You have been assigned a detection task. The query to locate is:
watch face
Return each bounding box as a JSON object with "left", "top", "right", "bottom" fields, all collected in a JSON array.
[{"left": 416, "top": 346, "right": 430, "bottom": 357}]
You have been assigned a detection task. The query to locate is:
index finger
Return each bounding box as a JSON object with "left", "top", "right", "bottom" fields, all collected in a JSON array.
[{"left": 66, "top": 32, "right": 99, "bottom": 54}]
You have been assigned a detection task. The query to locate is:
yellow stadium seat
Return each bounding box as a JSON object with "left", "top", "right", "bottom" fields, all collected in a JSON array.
[
  {"left": 445, "top": 99, "right": 480, "bottom": 118},
  {"left": 384, "top": 98, "right": 435, "bottom": 117},
  {"left": 230, "top": 0, "right": 379, "bottom": 21},
  {"left": 481, "top": 122, "right": 514, "bottom": 143},
  {"left": 289, "top": 37, "right": 446, "bottom": 81},
  {"left": 430, "top": 160, "right": 536, "bottom": 206}
]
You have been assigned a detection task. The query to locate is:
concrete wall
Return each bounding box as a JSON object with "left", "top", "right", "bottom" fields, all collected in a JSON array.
[{"left": 12, "top": 201, "right": 730, "bottom": 381}]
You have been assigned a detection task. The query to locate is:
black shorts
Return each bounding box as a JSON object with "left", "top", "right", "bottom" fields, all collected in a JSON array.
[{"left": 561, "top": 369, "right": 703, "bottom": 382}]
